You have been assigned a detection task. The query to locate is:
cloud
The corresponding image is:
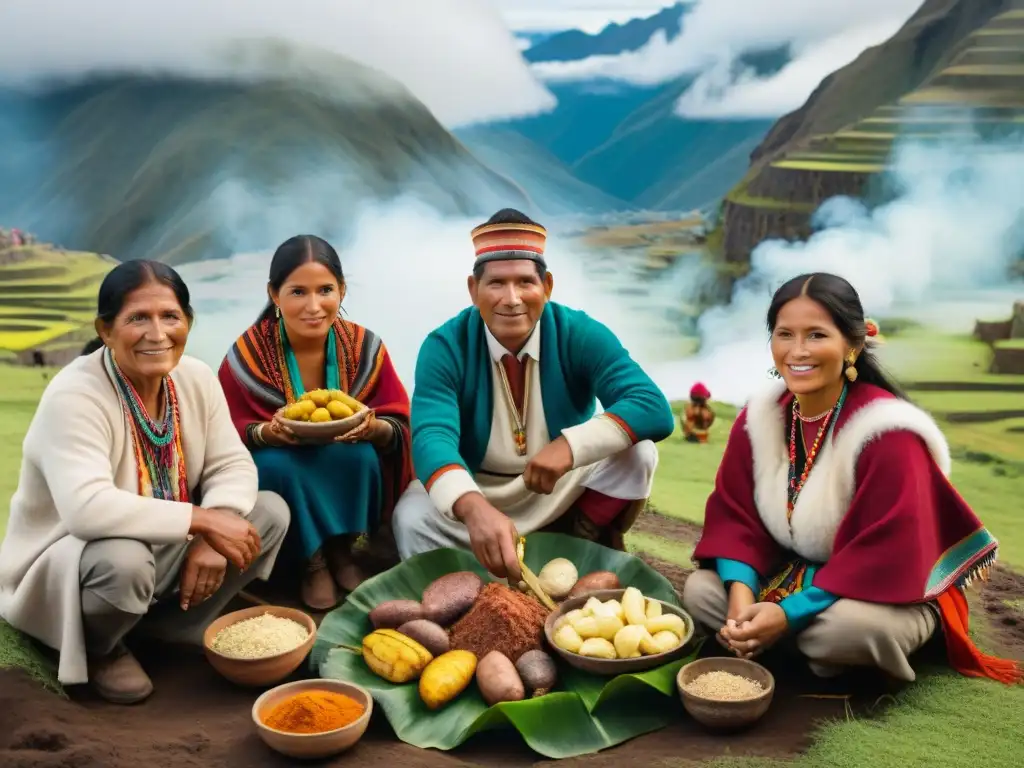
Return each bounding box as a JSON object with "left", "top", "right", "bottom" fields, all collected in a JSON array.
[
  {"left": 531, "top": 0, "right": 922, "bottom": 119},
  {"left": 494, "top": 0, "right": 675, "bottom": 34},
  {"left": 648, "top": 135, "right": 1024, "bottom": 404},
  {"left": 0, "top": 0, "right": 555, "bottom": 127}
]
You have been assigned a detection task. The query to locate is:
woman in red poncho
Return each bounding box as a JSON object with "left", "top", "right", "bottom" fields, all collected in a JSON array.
[
  {"left": 684, "top": 272, "right": 1020, "bottom": 684},
  {"left": 682, "top": 382, "right": 715, "bottom": 443},
  {"left": 218, "top": 236, "right": 412, "bottom": 610}
]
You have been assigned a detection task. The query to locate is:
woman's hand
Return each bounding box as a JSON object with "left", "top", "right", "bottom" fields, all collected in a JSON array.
[
  {"left": 334, "top": 409, "right": 384, "bottom": 445},
  {"left": 721, "top": 602, "right": 789, "bottom": 658},
  {"left": 261, "top": 415, "right": 300, "bottom": 447},
  {"left": 178, "top": 536, "right": 227, "bottom": 611},
  {"left": 719, "top": 582, "right": 756, "bottom": 650},
  {"left": 190, "top": 507, "right": 262, "bottom": 571}
]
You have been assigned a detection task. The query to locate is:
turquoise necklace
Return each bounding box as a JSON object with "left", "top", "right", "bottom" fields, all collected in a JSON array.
[
  {"left": 279, "top": 318, "right": 340, "bottom": 397},
  {"left": 107, "top": 348, "right": 175, "bottom": 446}
]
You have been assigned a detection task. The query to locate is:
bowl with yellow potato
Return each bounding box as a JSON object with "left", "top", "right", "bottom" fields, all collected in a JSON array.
[
  {"left": 275, "top": 389, "right": 370, "bottom": 439},
  {"left": 543, "top": 588, "right": 695, "bottom": 675}
]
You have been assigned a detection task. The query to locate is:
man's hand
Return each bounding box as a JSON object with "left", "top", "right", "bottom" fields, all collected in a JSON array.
[
  {"left": 453, "top": 493, "right": 522, "bottom": 582},
  {"left": 523, "top": 436, "right": 574, "bottom": 495},
  {"left": 721, "top": 602, "right": 788, "bottom": 658},
  {"left": 179, "top": 536, "right": 228, "bottom": 611}
]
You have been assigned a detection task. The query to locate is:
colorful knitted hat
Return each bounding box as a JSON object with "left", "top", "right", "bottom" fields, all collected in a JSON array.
[{"left": 471, "top": 221, "right": 547, "bottom": 269}]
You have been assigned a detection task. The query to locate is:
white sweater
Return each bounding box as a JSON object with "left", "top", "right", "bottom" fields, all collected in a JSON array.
[{"left": 0, "top": 350, "right": 258, "bottom": 684}]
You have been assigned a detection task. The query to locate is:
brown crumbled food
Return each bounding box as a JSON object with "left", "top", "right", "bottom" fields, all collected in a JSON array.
[{"left": 449, "top": 583, "right": 550, "bottom": 663}]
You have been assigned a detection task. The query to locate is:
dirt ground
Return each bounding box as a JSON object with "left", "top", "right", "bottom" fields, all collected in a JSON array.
[{"left": 2, "top": 517, "right": 1022, "bottom": 768}]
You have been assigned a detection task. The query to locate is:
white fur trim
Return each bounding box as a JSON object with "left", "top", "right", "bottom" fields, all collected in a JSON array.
[{"left": 744, "top": 382, "right": 952, "bottom": 563}]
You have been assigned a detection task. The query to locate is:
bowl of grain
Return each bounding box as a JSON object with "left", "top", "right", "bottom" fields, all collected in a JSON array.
[
  {"left": 676, "top": 657, "right": 775, "bottom": 730},
  {"left": 203, "top": 605, "right": 316, "bottom": 687},
  {"left": 252, "top": 678, "right": 372, "bottom": 759}
]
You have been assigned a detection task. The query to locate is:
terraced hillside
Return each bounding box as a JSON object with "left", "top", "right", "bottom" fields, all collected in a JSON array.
[
  {"left": 0, "top": 245, "right": 114, "bottom": 363},
  {"left": 720, "top": 0, "right": 1024, "bottom": 264}
]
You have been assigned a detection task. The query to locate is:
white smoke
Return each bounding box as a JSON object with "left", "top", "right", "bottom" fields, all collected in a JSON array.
[
  {"left": 178, "top": 195, "right": 665, "bottom": 387},
  {"left": 648, "top": 136, "right": 1024, "bottom": 405}
]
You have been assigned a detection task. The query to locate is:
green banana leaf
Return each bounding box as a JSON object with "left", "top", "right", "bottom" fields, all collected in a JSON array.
[{"left": 312, "top": 532, "right": 701, "bottom": 759}]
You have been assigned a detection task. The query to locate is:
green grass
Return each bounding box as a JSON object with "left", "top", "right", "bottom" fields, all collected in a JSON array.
[
  {"left": 771, "top": 160, "right": 888, "bottom": 173},
  {"left": 625, "top": 531, "right": 694, "bottom": 567}
]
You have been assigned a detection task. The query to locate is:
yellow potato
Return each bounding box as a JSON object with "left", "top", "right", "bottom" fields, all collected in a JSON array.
[
  {"left": 613, "top": 624, "right": 649, "bottom": 659},
  {"left": 645, "top": 599, "right": 662, "bottom": 620},
  {"left": 282, "top": 403, "right": 305, "bottom": 421},
  {"left": 645, "top": 613, "right": 686, "bottom": 637},
  {"left": 296, "top": 399, "right": 317, "bottom": 416},
  {"left": 621, "top": 587, "right": 647, "bottom": 626},
  {"left": 570, "top": 615, "right": 601, "bottom": 639},
  {"left": 582, "top": 597, "right": 604, "bottom": 617},
  {"left": 304, "top": 389, "right": 331, "bottom": 407},
  {"left": 640, "top": 630, "right": 680, "bottom": 656},
  {"left": 553, "top": 624, "right": 584, "bottom": 653},
  {"left": 577, "top": 637, "right": 616, "bottom": 659},
  {"left": 555, "top": 608, "right": 584, "bottom": 633},
  {"left": 419, "top": 650, "right": 477, "bottom": 710},
  {"left": 333, "top": 391, "right": 365, "bottom": 412},
  {"left": 326, "top": 400, "right": 354, "bottom": 419},
  {"left": 604, "top": 599, "right": 625, "bottom": 622},
  {"left": 309, "top": 407, "right": 331, "bottom": 423},
  {"left": 594, "top": 614, "right": 624, "bottom": 642}
]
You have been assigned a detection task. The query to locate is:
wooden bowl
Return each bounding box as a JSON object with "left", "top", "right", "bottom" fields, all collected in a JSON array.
[
  {"left": 543, "top": 588, "right": 695, "bottom": 676},
  {"left": 676, "top": 657, "right": 775, "bottom": 731},
  {"left": 275, "top": 406, "right": 368, "bottom": 440},
  {"left": 252, "top": 678, "right": 372, "bottom": 759},
  {"left": 203, "top": 606, "right": 316, "bottom": 687}
]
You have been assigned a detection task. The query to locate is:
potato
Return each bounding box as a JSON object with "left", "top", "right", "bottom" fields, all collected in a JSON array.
[
  {"left": 397, "top": 619, "right": 450, "bottom": 656},
  {"left": 555, "top": 608, "right": 584, "bottom": 632},
  {"left": 645, "top": 598, "right": 662, "bottom": 620},
  {"left": 594, "top": 613, "right": 625, "bottom": 642},
  {"left": 476, "top": 651, "right": 526, "bottom": 706},
  {"left": 422, "top": 571, "right": 484, "bottom": 626},
  {"left": 578, "top": 637, "right": 616, "bottom": 659},
  {"left": 605, "top": 599, "right": 625, "bottom": 622},
  {"left": 419, "top": 650, "right": 477, "bottom": 710},
  {"left": 582, "top": 597, "right": 604, "bottom": 617},
  {"left": 536, "top": 557, "right": 579, "bottom": 600},
  {"left": 621, "top": 587, "right": 647, "bottom": 626},
  {"left": 640, "top": 630, "right": 681, "bottom": 656},
  {"left": 569, "top": 615, "right": 601, "bottom": 639},
  {"left": 553, "top": 624, "right": 584, "bottom": 653},
  {"left": 515, "top": 650, "right": 558, "bottom": 696},
  {"left": 567, "top": 571, "right": 621, "bottom": 599},
  {"left": 370, "top": 599, "right": 424, "bottom": 629},
  {"left": 646, "top": 613, "right": 686, "bottom": 637},
  {"left": 613, "top": 624, "right": 649, "bottom": 659}
]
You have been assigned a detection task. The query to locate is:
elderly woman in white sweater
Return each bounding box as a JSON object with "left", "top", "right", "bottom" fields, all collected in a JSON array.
[{"left": 0, "top": 260, "right": 290, "bottom": 704}]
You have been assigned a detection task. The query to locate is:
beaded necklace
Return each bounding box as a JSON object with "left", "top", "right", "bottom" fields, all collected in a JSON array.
[
  {"left": 786, "top": 384, "right": 847, "bottom": 523},
  {"left": 105, "top": 348, "right": 189, "bottom": 501}
]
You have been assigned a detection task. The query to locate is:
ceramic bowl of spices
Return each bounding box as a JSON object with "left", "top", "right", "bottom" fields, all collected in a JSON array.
[
  {"left": 252, "top": 678, "right": 373, "bottom": 759},
  {"left": 203, "top": 605, "right": 317, "bottom": 687}
]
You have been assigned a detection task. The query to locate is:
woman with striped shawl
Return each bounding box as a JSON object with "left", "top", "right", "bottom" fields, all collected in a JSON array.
[{"left": 219, "top": 236, "right": 412, "bottom": 610}]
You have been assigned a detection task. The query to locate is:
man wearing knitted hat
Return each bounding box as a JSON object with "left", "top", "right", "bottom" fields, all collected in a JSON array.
[
  {"left": 682, "top": 382, "right": 715, "bottom": 443},
  {"left": 392, "top": 208, "right": 674, "bottom": 581}
]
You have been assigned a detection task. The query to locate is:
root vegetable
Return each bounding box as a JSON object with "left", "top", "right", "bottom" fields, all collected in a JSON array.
[
  {"left": 569, "top": 615, "right": 601, "bottom": 639},
  {"left": 594, "top": 613, "right": 625, "bottom": 642},
  {"left": 515, "top": 650, "right": 558, "bottom": 697},
  {"left": 476, "top": 651, "right": 526, "bottom": 705},
  {"left": 555, "top": 608, "right": 584, "bottom": 632},
  {"left": 640, "top": 630, "right": 681, "bottom": 655},
  {"left": 397, "top": 619, "right": 450, "bottom": 656},
  {"left": 360, "top": 629, "right": 433, "bottom": 683},
  {"left": 605, "top": 599, "right": 625, "bottom": 622},
  {"left": 621, "top": 587, "right": 647, "bottom": 626},
  {"left": 422, "top": 572, "right": 484, "bottom": 626},
  {"left": 536, "top": 558, "right": 579, "bottom": 600},
  {"left": 645, "top": 599, "right": 662, "bottom": 620},
  {"left": 419, "top": 650, "right": 478, "bottom": 710},
  {"left": 578, "top": 637, "right": 616, "bottom": 659},
  {"left": 369, "top": 599, "right": 424, "bottom": 630},
  {"left": 646, "top": 613, "right": 686, "bottom": 637},
  {"left": 613, "top": 624, "right": 649, "bottom": 659},
  {"left": 553, "top": 624, "right": 584, "bottom": 653},
  {"left": 568, "top": 571, "right": 621, "bottom": 599}
]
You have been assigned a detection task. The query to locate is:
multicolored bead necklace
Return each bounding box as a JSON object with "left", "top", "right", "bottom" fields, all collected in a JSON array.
[
  {"left": 786, "top": 384, "right": 848, "bottom": 523},
  {"left": 105, "top": 348, "right": 189, "bottom": 501}
]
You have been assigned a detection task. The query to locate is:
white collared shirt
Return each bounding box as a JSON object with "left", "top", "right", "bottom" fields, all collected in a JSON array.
[{"left": 483, "top": 322, "right": 541, "bottom": 363}]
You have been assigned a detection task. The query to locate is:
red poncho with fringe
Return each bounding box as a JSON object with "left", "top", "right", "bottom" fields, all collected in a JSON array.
[{"left": 693, "top": 381, "right": 1020, "bottom": 684}]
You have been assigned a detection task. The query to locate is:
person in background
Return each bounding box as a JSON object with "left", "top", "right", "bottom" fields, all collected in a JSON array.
[
  {"left": 682, "top": 382, "right": 715, "bottom": 443},
  {"left": 684, "top": 272, "right": 1020, "bottom": 685},
  {"left": 219, "top": 235, "right": 412, "bottom": 611},
  {"left": 0, "top": 260, "right": 289, "bottom": 704},
  {"left": 392, "top": 208, "right": 675, "bottom": 581}
]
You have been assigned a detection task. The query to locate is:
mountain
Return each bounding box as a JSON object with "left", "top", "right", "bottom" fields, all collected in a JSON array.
[
  {"left": 522, "top": 3, "right": 689, "bottom": 63},
  {"left": 0, "top": 47, "right": 612, "bottom": 266},
  {"left": 719, "top": 0, "right": 1024, "bottom": 264},
  {"left": 470, "top": 22, "right": 787, "bottom": 212}
]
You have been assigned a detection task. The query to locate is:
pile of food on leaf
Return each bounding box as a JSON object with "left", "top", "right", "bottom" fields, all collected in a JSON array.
[
  {"left": 346, "top": 554, "right": 688, "bottom": 711},
  {"left": 280, "top": 388, "right": 365, "bottom": 423}
]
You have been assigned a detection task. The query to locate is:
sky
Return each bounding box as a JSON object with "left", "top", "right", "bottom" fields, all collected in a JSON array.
[
  {"left": 530, "top": 0, "right": 925, "bottom": 118},
  {"left": 492, "top": 0, "right": 674, "bottom": 34}
]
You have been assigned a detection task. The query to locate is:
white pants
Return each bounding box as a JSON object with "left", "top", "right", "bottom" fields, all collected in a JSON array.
[{"left": 393, "top": 441, "right": 658, "bottom": 559}]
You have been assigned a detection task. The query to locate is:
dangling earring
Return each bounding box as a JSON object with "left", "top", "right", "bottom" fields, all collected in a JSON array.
[
  {"left": 275, "top": 305, "right": 281, "bottom": 319},
  {"left": 768, "top": 366, "right": 782, "bottom": 379},
  {"left": 845, "top": 351, "right": 858, "bottom": 382}
]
